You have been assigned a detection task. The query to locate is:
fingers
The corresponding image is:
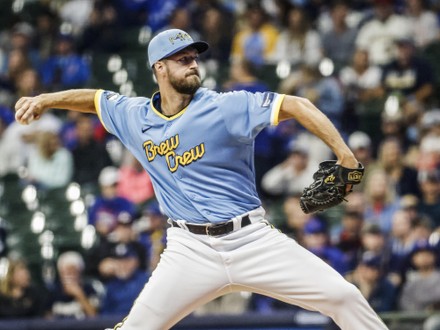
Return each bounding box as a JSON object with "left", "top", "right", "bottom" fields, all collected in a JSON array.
[{"left": 15, "top": 97, "right": 40, "bottom": 125}]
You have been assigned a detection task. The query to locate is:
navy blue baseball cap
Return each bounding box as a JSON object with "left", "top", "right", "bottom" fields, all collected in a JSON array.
[
  {"left": 147, "top": 29, "right": 209, "bottom": 68},
  {"left": 304, "top": 218, "right": 327, "bottom": 235},
  {"left": 359, "top": 252, "right": 381, "bottom": 269}
]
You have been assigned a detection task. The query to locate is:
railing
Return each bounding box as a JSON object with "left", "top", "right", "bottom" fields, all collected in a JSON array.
[{"left": 0, "top": 310, "right": 435, "bottom": 330}]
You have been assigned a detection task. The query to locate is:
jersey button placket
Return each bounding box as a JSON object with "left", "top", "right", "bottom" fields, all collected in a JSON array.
[{"left": 164, "top": 122, "right": 172, "bottom": 138}]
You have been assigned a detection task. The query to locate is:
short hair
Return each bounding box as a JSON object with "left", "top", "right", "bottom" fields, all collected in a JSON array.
[{"left": 57, "top": 251, "right": 85, "bottom": 271}]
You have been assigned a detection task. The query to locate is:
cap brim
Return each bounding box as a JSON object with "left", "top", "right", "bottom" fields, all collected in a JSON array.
[{"left": 154, "top": 41, "right": 209, "bottom": 66}]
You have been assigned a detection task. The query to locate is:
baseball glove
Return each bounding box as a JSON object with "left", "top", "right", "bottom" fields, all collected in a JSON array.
[{"left": 300, "top": 160, "right": 364, "bottom": 214}]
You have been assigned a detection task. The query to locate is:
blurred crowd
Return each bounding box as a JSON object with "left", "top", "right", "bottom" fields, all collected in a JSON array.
[{"left": 0, "top": 0, "right": 440, "bottom": 325}]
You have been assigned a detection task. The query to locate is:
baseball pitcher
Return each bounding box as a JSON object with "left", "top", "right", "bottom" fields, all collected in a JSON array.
[{"left": 15, "top": 29, "right": 388, "bottom": 330}]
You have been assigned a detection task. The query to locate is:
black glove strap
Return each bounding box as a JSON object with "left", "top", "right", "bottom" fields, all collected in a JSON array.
[{"left": 338, "top": 162, "right": 364, "bottom": 185}]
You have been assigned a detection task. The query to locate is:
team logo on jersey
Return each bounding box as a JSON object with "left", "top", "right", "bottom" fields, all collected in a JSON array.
[
  {"left": 143, "top": 134, "right": 205, "bottom": 173},
  {"left": 141, "top": 125, "right": 152, "bottom": 133},
  {"left": 261, "top": 92, "right": 274, "bottom": 107},
  {"left": 169, "top": 32, "right": 192, "bottom": 45}
]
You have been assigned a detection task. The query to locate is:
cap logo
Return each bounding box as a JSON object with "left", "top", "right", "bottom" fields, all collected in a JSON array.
[{"left": 169, "top": 32, "right": 192, "bottom": 45}]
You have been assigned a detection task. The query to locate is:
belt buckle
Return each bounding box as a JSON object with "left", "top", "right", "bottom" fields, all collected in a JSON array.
[{"left": 205, "top": 223, "right": 224, "bottom": 236}]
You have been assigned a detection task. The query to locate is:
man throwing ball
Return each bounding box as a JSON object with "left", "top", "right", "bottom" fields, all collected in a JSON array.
[{"left": 15, "top": 29, "right": 388, "bottom": 330}]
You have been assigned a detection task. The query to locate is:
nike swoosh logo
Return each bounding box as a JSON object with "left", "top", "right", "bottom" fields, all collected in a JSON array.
[{"left": 142, "top": 125, "right": 152, "bottom": 133}]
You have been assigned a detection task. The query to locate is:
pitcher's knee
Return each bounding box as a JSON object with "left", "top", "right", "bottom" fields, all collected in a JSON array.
[{"left": 326, "top": 281, "right": 362, "bottom": 307}]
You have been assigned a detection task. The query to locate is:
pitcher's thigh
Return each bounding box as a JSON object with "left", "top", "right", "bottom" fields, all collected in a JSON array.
[
  {"left": 231, "top": 227, "right": 355, "bottom": 310},
  {"left": 117, "top": 230, "right": 230, "bottom": 330}
]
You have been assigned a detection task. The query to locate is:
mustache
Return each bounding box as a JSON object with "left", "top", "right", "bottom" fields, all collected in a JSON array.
[{"left": 186, "top": 69, "right": 200, "bottom": 77}]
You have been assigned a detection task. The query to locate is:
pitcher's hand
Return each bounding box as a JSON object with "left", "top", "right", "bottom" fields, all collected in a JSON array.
[{"left": 15, "top": 95, "right": 46, "bottom": 125}]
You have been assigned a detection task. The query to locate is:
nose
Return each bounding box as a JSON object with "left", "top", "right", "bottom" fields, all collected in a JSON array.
[{"left": 189, "top": 58, "right": 198, "bottom": 68}]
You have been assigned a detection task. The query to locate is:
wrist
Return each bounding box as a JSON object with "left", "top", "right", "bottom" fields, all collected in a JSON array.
[{"left": 337, "top": 152, "right": 358, "bottom": 168}]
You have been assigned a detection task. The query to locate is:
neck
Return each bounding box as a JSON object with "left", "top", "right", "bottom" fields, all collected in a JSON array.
[
  {"left": 159, "top": 88, "right": 193, "bottom": 117},
  {"left": 419, "top": 266, "right": 435, "bottom": 276},
  {"left": 333, "top": 22, "right": 346, "bottom": 33},
  {"left": 11, "top": 286, "right": 24, "bottom": 298}
]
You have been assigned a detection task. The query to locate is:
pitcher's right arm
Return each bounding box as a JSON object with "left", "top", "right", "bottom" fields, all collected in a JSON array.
[{"left": 15, "top": 89, "right": 98, "bottom": 125}]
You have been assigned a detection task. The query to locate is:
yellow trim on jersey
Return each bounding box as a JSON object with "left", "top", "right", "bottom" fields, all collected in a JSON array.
[
  {"left": 94, "top": 89, "right": 111, "bottom": 132},
  {"left": 270, "top": 94, "right": 285, "bottom": 126},
  {"left": 150, "top": 91, "right": 188, "bottom": 121}
]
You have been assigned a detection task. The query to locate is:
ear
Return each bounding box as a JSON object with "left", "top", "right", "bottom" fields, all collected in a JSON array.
[{"left": 154, "top": 61, "right": 165, "bottom": 73}]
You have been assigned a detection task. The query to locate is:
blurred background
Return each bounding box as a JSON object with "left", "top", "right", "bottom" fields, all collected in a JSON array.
[{"left": 1, "top": 0, "right": 440, "bottom": 329}]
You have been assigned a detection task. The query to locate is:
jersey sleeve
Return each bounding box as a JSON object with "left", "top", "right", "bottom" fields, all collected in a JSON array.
[
  {"left": 94, "top": 89, "right": 141, "bottom": 146},
  {"left": 220, "top": 90, "right": 285, "bottom": 141}
]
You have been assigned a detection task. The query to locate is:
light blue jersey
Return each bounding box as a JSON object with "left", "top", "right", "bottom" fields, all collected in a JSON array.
[{"left": 95, "top": 87, "right": 284, "bottom": 224}]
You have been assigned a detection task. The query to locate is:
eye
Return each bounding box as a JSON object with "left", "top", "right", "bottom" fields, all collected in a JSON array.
[{"left": 177, "top": 55, "right": 199, "bottom": 65}]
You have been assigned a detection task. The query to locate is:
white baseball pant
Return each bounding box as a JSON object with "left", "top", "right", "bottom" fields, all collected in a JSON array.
[{"left": 113, "top": 208, "right": 389, "bottom": 330}]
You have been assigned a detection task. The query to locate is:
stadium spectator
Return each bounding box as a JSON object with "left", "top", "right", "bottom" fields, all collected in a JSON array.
[
  {"left": 78, "top": 1, "right": 126, "bottom": 54},
  {"left": 334, "top": 211, "right": 365, "bottom": 272},
  {"left": 338, "top": 48, "right": 383, "bottom": 137},
  {"left": 399, "top": 194, "right": 421, "bottom": 224},
  {"left": 269, "top": 5, "right": 323, "bottom": 67},
  {"left": 58, "top": 0, "right": 93, "bottom": 37},
  {"left": 261, "top": 142, "right": 316, "bottom": 197},
  {"left": 87, "top": 166, "right": 137, "bottom": 238},
  {"left": 389, "top": 209, "right": 419, "bottom": 265},
  {"left": 345, "top": 191, "right": 368, "bottom": 215},
  {"left": 223, "top": 58, "right": 269, "bottom": 93},
  {"left": 417, "top": 169, "right": 440, "bottom": 228},
  {"left": 39, "top": 33, "right": 91, "bottom": 91},
  {"left": 302, "top": 217, "right": 349, "bottom": 275},
  {"left": 321, "top": 0, "right": 357, "bottom": 71},
  {"left": 279, "top": 194, "right": 314, "bottom": 245},
  {"left": 378, "top": 37, "right": 436, "bottom": 140},
  {"left": 417, "top": 134, "right": 440, "bottom": 173},
  {"left": 26, "top": 130, "right": 73, "bottom": 189},
  {"left": 0, "top": 218, "right": 7, "bottom": 258},
  {"left": 34, "top": 5, "right": 60, "bottom": 61},
  {"left": 404, "top": 0, "right": 440, "bottom": 49},
  {"left": 0, "top": 258, "right": 46, "bottom": 318},
  {"left": 4, "top": 22, "right": 41, "bottom": 72},
  {"left": 134, "top": 202, "right": 168, "bottom": 271},
  {"left": 346, "top": 252, "right": 398, "bottom": 313},
  {"left": 363, "top": 168, "right": 401, "bottom": 234},
  {"left": 116, "top": 151, "right": 155, "bottom": 208},
  {"left": 399, "top": 240, "right": 440, "bottom": 311},
  {"left": 159, "top": 7, "right": 200, "bottom": 40},
  {"left": 371, "top": 137, "right": 421, "bottom": 197},
  {"left": 197, "top": 5, "right": 233, "bottom": 63},
  {"left": 379, "top": 107, "right": 410, "bottom": 150},
  {"left": 0, "top": 107, "right": 15, "bottom": 176},
  {"left": 0, "top": 48, "right": 32, "bottom": 99},
  {"left": 46, "top": 251, "right": 101, "bottom": 319},
  {"left": 86, "top": 214, "right": 148, "bottom": 316},
  {"left": 70, "top": 114, "right": 113, "bottom": 193},
  {"left": 14, "top": 68, "right": 43, "bottom": 99},
  {"left": 279, "top": 63, "right": 345, "bottom": 130},
  {"left": 144, "top": 0, "right": 187, "bottom": 33},
  {"left": 355, "top": 0, "right": 412, "bottom": 66},
  {"left": 99, "top": 250, "right": 148, "bottom": 316},
  {"left": 231, "top": 2, "right": 279, "bottom": 65},
  {"left": 0, "top": 110, "right": 62, "bottom": 178},
  {"left": 360, "top": 223, "right": 402, "bottom": 286}
]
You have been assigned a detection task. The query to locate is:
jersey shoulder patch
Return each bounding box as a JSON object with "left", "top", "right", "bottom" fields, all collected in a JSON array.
[
  {"left": 105, "top": 92, "right": 120, "bottom": 101},
  {"left": 261, "top": 92, "right": 275, "bottom": 108}
]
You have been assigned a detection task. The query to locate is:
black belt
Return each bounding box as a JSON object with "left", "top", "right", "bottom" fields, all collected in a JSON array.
[{"left": 170, "top": 215, "right": 251, "bottom": 236}]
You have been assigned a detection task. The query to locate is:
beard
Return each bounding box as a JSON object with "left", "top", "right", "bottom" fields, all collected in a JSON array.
[{"left": 167, "top": 68, "right": 201, "bottom": 95}]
